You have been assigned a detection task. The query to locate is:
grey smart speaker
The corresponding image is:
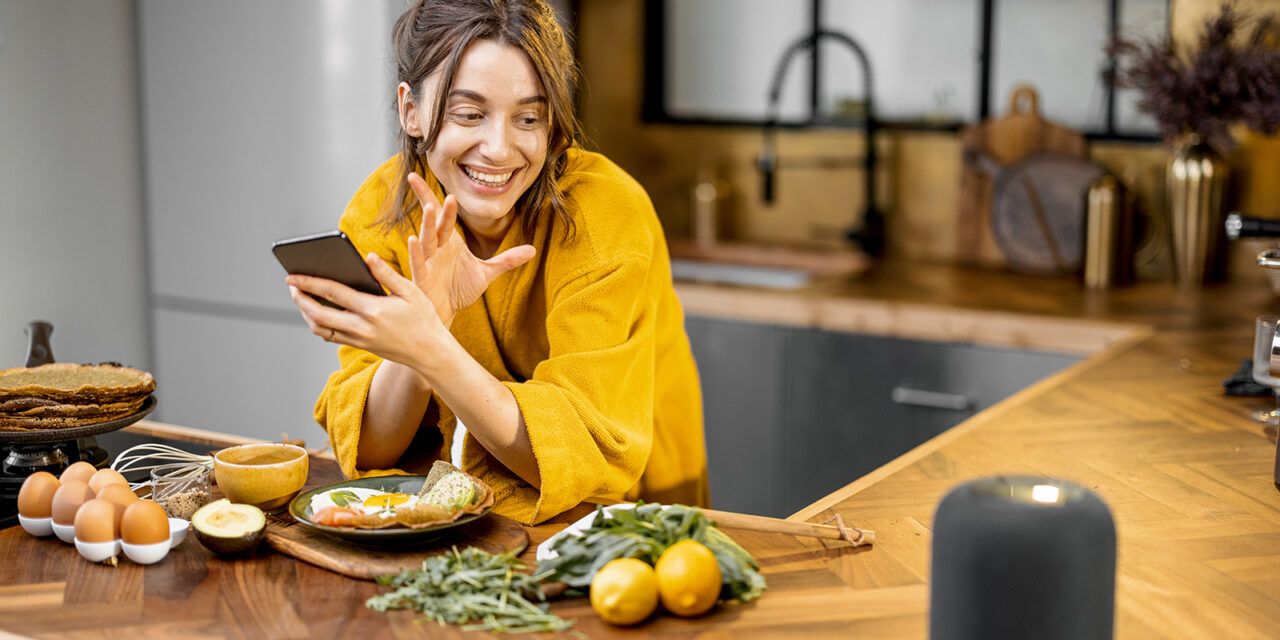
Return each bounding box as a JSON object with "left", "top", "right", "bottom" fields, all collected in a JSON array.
[{"left": 929, "top": 476, "right": 1116, "bottom": 640}]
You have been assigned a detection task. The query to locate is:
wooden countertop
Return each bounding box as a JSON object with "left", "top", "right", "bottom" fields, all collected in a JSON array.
[
  {"left": 0, "top": 435, "right": 842, "bottom": 639},
  {"left": 682, "top": 259, "right": 1280, "bottom": 638},
  {"left": 3, "top": 260, "right": 1279, "bottom": 637}
]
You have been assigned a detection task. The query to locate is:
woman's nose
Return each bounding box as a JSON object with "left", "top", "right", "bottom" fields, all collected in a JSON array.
[{"left": 478, "top": 119, "right": 514, "bottom": 163}]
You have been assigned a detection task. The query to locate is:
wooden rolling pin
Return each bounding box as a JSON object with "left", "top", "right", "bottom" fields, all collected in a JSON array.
[{"left": 704, "top": 509, "right": 875, "bottom": 547}]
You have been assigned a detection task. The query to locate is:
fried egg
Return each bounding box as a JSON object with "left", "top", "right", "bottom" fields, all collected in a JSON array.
[{"left": 309, "top": 487, "right": 421, "bottom": 518}]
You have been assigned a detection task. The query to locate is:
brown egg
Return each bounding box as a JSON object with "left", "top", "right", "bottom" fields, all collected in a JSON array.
[
  {"left": 17, "top": 471, "right": 60, "bottom": 519},
  {"left": 121, "top": 500, "right": 169, "bottom": 545},
  {"left": 60, "top": 461, "right": 97, "bottom": 485},
  {"left": 95, "top": 483, "right": 138, "bottom": 529},
  {"left": 88, "top": 468, "right": 128, "bottom": 493},
  {"left": 51, "top": 480, "right": 96, "bottom": 525},
  {"left": 74, "top": 498, "right": 119, "bottom": 543}
]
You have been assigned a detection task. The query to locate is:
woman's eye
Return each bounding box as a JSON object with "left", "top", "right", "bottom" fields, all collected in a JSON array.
[
  {"left": 452, "top": 111, "right": 483, "bottom": 122},
  {"left": 517, "top": 115, "right": 542, "bottom": 127}
]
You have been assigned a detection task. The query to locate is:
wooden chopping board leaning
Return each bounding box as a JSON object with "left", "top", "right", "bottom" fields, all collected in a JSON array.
[{"left": 957, "top": 85, "right": 1101, "bottom": 273}]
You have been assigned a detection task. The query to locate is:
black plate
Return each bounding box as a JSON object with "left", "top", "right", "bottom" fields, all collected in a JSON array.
[
  {"left": 288, "top": 475, "right": 489, "bottom": 545},
  {"left": 0, "top": 396, "right": 157, "bottom": 444}
]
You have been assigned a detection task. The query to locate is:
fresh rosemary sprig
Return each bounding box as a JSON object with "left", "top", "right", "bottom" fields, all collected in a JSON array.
[{"left": 366, "top": 547, "right": 575, "bottom": 634}]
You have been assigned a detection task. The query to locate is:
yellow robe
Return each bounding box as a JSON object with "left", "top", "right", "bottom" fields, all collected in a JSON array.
[{"left": 314, "top": 149, "right": 708, "bottom": 524}]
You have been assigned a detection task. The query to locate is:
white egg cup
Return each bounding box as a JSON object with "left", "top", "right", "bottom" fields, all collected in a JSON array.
[
  {"left": 122, "top": 540, "right": 170, "bottom": 565},
  {"left": 52, "top": 521, "right": 76, "bottom": 544},
  {"left": 168, "top": 518, "right": 189, "bottom": 549},
  {"left": 75, "top": 538, "right": 122, "bottom": 563},
  {"left": 18, "top": 515, "right": 53, "bottom": 537}
]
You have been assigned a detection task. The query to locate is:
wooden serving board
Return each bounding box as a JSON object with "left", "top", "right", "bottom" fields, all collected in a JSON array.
[
  {"left": 264, "top": 511, "right": 529, "bottom": 580},
  {"left": 957, "top": 85, "right": 1087, "bottom": 267}
]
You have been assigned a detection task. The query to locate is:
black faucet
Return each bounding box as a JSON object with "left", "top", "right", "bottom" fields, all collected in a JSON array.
[{"left": 757, "top": 29, "right": 884, "bottom": 257}]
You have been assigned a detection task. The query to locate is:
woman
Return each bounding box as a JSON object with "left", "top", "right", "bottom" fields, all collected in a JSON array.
[{"left": 286, "top": 0, "right": 707, "bottom": 525}]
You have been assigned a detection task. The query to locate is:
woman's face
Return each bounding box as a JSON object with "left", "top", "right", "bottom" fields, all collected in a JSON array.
[{"left": 400, "top": 40, "right": 549, "bottom": 240}]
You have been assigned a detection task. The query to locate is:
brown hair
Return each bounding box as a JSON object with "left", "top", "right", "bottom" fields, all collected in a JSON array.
[{"left": 384, "top": 0, "right": 581, "bottom": 239}]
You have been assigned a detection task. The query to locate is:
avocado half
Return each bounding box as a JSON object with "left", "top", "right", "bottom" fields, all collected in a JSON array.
[{"left": 191, "top": 499, "right": 266, "bottom": 556}]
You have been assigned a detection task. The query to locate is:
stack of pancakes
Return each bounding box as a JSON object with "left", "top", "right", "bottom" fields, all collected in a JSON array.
[{"left": 0, "top": 363, "right": 155, "bottom": 431}]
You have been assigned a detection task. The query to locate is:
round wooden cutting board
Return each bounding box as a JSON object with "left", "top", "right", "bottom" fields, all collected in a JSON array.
[{"left": 263, "top": 511, "right": 529, "bottom": 580}]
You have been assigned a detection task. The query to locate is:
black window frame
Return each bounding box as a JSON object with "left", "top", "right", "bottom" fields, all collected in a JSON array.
[{"left": 642, "top": 0, "right": 1165, "bottom": 142}]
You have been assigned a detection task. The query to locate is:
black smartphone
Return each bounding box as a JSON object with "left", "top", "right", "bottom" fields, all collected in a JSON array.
[{"left": 272, "top": 230, "right": 385, "bottom": 309}]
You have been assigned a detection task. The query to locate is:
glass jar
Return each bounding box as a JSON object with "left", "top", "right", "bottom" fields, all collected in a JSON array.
[{"left": 150, "top": 462, "right": 212, "bottom": 520}]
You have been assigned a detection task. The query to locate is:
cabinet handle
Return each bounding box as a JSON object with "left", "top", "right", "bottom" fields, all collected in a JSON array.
[{"left": 891, "top": 386, "right": 974, "bottom": 411}]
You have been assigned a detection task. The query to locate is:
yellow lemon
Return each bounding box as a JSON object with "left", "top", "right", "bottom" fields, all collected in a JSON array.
[
  {"left": 590, "top": 558, "right": 659, "bottom": 626},
  {"left": 655, "top": 539, "right": 722, "bottom": 617}
]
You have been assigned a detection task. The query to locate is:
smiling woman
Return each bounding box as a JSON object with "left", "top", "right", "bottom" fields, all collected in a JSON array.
[{"left": 287, "top": 0, "right": 708, "bottom": 525}]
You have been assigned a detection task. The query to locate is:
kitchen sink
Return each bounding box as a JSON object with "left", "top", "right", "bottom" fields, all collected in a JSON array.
[
  {"left": 670, "top": 259, "right": 813, "bottom": 289},
  {"left": 667, "top": 239, "right": 869, "bottom": 290}
]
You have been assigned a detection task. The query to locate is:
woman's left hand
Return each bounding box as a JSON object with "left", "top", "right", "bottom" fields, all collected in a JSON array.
[{"left": 287, "top": 252, "right": 446, "bottom": 371}]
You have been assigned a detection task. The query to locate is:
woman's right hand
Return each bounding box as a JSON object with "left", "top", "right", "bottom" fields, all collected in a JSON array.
[{"left": 405, "top": 172, "right": 536, "bottom": 327}]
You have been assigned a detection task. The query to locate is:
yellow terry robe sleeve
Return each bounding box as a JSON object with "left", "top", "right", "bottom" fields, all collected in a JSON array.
[{"left": 493, "top": 256, "right": 657, "bottom": 524}]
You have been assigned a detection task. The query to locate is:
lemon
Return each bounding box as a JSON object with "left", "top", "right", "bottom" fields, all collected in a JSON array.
[
  {"left": 655, "top": 539, "right": 722, "bottom": 617},
  {"left": 590, "top": 558, "right": 659, "bottom": 626}
]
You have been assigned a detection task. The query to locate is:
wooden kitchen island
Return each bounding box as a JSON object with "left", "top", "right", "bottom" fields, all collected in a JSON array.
[{"left": 3, "top": 260, "right": 1279, "bottom": 638}]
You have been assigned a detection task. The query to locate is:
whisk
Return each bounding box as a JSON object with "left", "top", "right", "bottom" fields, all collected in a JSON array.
[{"left": 111, "top": 443, "right": 212, "bottom": 490}]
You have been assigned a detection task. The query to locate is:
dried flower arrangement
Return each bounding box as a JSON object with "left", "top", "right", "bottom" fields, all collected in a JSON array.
[{"left": 1112, "top": 2, "right": 1280, "bottom": 152}]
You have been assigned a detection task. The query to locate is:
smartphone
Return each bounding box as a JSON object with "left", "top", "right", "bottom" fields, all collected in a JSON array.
[{"left": 272, "top": 230, "right": 385, "bottom": 309}]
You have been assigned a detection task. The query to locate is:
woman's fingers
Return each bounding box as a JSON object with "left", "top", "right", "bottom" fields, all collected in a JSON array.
[
  {"left": 407, "top": 173, "right": 443, "bottom": 258},
  {"left": 438, "top": 194, "right": 459, "bottom": 247},
  {"left": 288, "top": 284, "right": 368, "bottom": 341},
  {"left": 287, "top": 274, "right": 367, "bottom": 313},
  {"left": 366, "top": 252, "right": 417, "bottom": 299},
  {"left": 482, "top": 244, "right": 537, "bottom": 281},
  {"left": 419, "top": 202, "right": 439, "bottom": 257},
  {"left": 406, "top": 171, "right": 443, "bottom": 210},
  {"left": 407, "top": 235, "right": 429, "bottom": 284}
]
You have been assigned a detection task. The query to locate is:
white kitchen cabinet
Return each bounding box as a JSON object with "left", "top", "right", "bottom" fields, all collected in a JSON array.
[
  {"left": 153, "top": 309, "right": 337, "bottom": 444},
  {"left": 138, "top": 1, "right": 397, "bottom": 434}
]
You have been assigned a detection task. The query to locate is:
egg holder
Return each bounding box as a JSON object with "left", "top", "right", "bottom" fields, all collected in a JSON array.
[{"left": 25, "top": 514, "right": 189, "bottom": 564}]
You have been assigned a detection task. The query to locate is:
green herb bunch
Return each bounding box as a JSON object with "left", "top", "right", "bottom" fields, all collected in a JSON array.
[
  {"left": 536, "top": 503, "right": 767, "bottom": 603},
  {"left": 367, "top": 547, "right": 574, "bottom": 634}
]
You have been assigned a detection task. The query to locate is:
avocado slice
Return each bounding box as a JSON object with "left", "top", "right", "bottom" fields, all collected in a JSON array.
[{"left": 191, "top": 499, "right": 266, "bottom": 555}]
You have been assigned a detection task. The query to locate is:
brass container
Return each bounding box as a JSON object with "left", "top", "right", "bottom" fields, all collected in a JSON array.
[
  {"left": 1084, "top": 175, "right": 1133, "bottom": 289},
  {"left": 1167, "top": 139, "right": 1228, "bottom": 286}
]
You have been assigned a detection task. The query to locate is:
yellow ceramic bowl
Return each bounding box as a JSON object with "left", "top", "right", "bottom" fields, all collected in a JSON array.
[{"left": 213, "top": 443, "right": 308, "bottom": 511}]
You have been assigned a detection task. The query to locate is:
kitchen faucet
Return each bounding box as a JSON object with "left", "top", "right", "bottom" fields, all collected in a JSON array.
[{"left": 757, "top": 29, "right": 883, "bottom": 257}]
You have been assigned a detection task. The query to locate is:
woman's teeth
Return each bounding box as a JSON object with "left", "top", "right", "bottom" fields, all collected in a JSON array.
[{"left": 462, "top": 166, "right": 514, "bottom": 186}]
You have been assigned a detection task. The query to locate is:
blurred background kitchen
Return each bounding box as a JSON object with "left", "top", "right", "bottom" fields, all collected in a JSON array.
[{"left": 3, "top": 0, "right": 1278, "bottom": 517}]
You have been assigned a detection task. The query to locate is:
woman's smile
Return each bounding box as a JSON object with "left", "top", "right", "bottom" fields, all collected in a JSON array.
[{"left": 459, "top": 164, "right": 522, "bottom": 195}]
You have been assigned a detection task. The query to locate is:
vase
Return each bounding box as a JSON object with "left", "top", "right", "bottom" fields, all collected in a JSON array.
[{"left": 1166, "top": 137, "right": 1229, "bottom": 286}]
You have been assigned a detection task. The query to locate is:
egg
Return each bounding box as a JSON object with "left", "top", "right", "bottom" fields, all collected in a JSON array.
[
  {"left": 17, "top": 471, "right": 60, "bottom": 519},
  {"left": 60, "top": 461, "right": 97, "bottom": 485},
  {"left": 51, "top": 480, "right": 96, "bottom": 525},
  {"left": 121, "top": 500, "right": 169, "bottom": 545},
  {"left": 88, "top": 468, "right": 128, "bottom": 493},
  {"left": 74, "top": 498, "right": 119, "bottom": 543},
  {"left": 308, "top": 487, "right": 420, "bottom": 518},
  {"left": 363, "top": 493, "right": 413, "bottom": 510},
  {"left": 95, "top": 483, "right": 138, "bottom": 530}
]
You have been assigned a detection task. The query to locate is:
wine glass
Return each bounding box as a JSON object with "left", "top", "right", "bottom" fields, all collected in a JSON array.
[{"left": 1251, "top": 315, "right": 1280, "bottom": 435}]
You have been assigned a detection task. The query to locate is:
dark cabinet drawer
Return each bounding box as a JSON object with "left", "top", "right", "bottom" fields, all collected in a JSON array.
[
  {"left": 686, "top": 317, "right": 786, "bottom": 517},
  {"left": 686, "top": 316, "right": 1079, "bottom": 518}
]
